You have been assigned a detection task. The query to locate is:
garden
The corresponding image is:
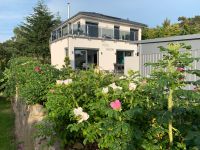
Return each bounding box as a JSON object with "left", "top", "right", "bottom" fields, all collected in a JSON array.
[{"left": 0, "top": 43, "right": 200, "bottom": 150}]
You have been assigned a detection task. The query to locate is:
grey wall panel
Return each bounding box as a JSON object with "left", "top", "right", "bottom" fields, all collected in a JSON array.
[{"left": 140, "top": 38, "right": 200, "bottom": 87}]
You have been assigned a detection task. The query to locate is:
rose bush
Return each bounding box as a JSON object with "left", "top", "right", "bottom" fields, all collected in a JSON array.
[
  {"left": 44, "top": 69, "right": 157, "bottom": 149},
  {"left": 3, "top": 57, "right": 60, "bottom": 104},
  {"left": 2, "top": 44, "right": 200, "bottom": 149}
]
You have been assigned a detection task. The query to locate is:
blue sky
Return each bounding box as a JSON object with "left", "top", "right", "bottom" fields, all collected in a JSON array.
[{"left": 1, "top": 0, "right": 200, "bottom": 42}]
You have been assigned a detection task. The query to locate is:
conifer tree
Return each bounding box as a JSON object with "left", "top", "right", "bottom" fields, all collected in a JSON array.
[{"left": 16, "top": 0, "right": 61, "bottom": 62}]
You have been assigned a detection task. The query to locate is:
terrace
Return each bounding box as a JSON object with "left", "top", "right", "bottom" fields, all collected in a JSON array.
[{"left": 51, "top": 23, "right": 139, "bottom": 42}]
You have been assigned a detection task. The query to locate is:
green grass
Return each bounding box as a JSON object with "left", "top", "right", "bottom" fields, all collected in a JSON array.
[{"left": 0, "top": 96, "right": 15, "bottom": 150}]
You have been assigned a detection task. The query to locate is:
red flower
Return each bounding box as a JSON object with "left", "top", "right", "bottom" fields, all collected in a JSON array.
[
  {"left": 177, "top": 67, "right": 184, "bottom": 72},
  {"left": 34, "top": 66, "right": 41, "bottom": 73},
  {"left": 179, "top": 77, "right": 185, "bottom": 81}
]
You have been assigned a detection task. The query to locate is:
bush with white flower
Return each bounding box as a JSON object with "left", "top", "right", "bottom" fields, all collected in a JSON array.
[
  {"left": 45, "top": 69, "right": 146, "bottom": 149},
  {"left": 3, "top": 44, "right": 200, "bottom": 149},
  {"left": 73, "top": 107, "right": 89, "bottom": 123}
]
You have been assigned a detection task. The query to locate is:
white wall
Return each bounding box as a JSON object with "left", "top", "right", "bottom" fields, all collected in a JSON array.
[
  {"left": 50, "top": 38, "right": 69, "bottom": 69},
  {"left": 50, "top": 37, "right": 138, "bottom": 71},
  {"left": 124, "top": 56, "right": 139, "bottom": 75}
]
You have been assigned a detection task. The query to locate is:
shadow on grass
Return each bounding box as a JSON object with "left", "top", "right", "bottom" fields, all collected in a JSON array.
[{"left": 0, "top": 96, "right": 16, "bottom": 150}]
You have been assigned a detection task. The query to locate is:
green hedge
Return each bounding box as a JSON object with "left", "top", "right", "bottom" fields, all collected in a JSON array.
[{"left": 3, "top": 57, "right": 60, "bottom": 104}]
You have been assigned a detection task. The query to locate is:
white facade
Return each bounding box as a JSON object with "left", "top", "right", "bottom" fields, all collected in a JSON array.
[{"left": 50, "top": 12, "right": 146, "bottom": 72}]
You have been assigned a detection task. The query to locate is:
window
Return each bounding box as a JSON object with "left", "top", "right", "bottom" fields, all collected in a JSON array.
[
  {"left": 57, "top": 28, "right": 62, "bottom": 38},
  {"left": 74, "top": 21, "right": 84, "bottom": 35},
  {"left": 130, "top": 29, "right": 138, "bottom": 41},
  {"left": 75, "top": 49, "right": 98, "bottom": 69},
  {"left": 62, "top": 25, "right": 68, "bottom": 36},
  {"left": 86, "top": 22, "right": 98, "bottom": 37},
  {"left": 51, "top": 31, "right": 57, "bottom": 41},
  {"left": 116, "top": 51, "right": 133, "bottom": 64},
  {"left": 65, "top": 48, "right": 69, "bottom": 57},
  {"left": 77, "top": 22, "right": 81, "bottom": 29},
  {"left": 125, "top": 51, "right": 132, "bottom": 57},
  {"left": 114, "top": 26, "right": 120, "bottom": 40},
  {"left": 68, "top": 23, "right": 72, "bottom": 34}
]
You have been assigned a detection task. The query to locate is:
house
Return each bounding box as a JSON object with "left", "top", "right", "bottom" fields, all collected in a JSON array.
[{"left": 50, "top": 11, "right": 147, "bottom": 72}]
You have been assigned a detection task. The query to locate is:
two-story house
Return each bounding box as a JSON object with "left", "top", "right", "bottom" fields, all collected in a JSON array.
[{"left": 50, "top": 12, "right": 147, "bottom": 72}]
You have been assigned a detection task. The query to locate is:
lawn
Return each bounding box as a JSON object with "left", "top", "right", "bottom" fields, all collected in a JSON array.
[{"left": 0, "top": 96, "right": 15, "bottom": 150}]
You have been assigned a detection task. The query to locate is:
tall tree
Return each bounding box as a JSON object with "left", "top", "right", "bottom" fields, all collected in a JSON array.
[
  {"left": 16, "top": 0, "right": 61, "bottom": 62},
  {"left": 143, "top": 16, "right": 200, "bottom": 40},
  {"left": 162, "top": 18, "right": 171, "bottom": 28}
]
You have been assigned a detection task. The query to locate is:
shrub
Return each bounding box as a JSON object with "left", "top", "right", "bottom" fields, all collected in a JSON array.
[
  {"left": 44, "top": 70, "right": 151, "bottom": 149},
  {"left": 2, "top": 44, "right": 200, "bottom": 149},
  {"left": 3, "top": 57, "right": 60, "bottom": 104},
  {"left": 43, "top": 44, "right": 200, "bottom": 149}
]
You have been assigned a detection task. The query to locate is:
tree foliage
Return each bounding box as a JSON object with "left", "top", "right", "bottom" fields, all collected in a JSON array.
[
  {"left": 11, "top": 0, "right": 60, "bottom": 62},
  {"left": 143, "top": 16, "right": 200, "bottom": 40}
]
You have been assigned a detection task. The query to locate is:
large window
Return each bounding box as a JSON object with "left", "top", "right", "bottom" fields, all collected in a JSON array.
[
  {"left": 114, "top": 26, "right": 120, "bottom": 40},
  {"left": 86, "top": 22, "right": 98, "bottom": 37},
  {"left": 130, "top": 29, "right": 138, "bottom": 41},
  {"left": 75, "top": 49, "right": 98, "bottom": 69}
]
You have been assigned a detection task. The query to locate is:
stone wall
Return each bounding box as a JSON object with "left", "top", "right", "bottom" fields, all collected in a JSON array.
[{"left": 12, "top": 89, "right": 60, "bottom": 150}]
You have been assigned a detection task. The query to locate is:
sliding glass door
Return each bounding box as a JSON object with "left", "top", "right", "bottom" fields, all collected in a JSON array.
[
  {"left": 75, "top": 49, "right": 98, "bottom": 69},
  {"left": 75, "top": 50, "right": 87, "bottom": 69}
]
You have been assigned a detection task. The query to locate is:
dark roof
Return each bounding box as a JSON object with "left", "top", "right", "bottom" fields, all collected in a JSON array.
[{"left": 57, "top": 11, "right": 147, "bottom": 29}]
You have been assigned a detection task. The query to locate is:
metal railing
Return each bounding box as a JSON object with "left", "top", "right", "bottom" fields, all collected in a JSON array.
[{"left": 51, "top": 24, "right": 138, "bottom": 42}]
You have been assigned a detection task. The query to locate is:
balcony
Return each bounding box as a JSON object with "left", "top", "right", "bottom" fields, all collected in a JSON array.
[{"left": 51, "top": 24, "right": 138, "bottom": 42}]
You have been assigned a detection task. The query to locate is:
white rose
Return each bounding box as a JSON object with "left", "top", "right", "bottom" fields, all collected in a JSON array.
[
  {"left": 56, "top": 80, "right": 63, "bottom": 85},
  {"left": 129, "top": 82, "right": 137, "bottom": 91},
  {"left": 81, "top": 112, "right": 89, "bottom": 121},
  {"left": 102, "top": 87, "right": 109, "bottom": 94},
  {"left": 109, "top": 83, "right": 116, "bottom": 88},
  {"left": 73, "top": 107, "right": 89, "bottom": 123},
  {"left": 117, "top": 86, "right": 123, "bottom": 90},
  {"left": 109, "top": 83, "right": 122, "bottom": 90},
  {"left": 63, "top": 79, "right": 73, "bottom": 85},
  {"left": 119, "top": 76, "right": 126, "bottom": 80},
  {"left": 73, "top": 107, "right": 83, "bottom": 117}
]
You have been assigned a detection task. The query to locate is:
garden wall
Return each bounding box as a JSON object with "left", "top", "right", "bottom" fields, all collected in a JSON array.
[{"left": 12, "top": 88, "right": 60, "bottom": 150}]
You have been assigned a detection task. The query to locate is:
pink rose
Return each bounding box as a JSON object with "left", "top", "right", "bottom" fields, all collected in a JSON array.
[
  {"left": 34, "top": 66, "right": 41, "bottom": 73},
  {"left": 110, "top": 100, "right": 121, "bottom": 111},
  {"left": 177, "top": 67, "right": 184, "bottom": 72}
]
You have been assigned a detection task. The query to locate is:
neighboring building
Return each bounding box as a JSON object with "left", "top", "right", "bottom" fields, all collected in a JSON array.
[
  {"left": 50, "top": 12, "right": 147, "bottom": 72},
  {"left": 136, "top": 34, "right": 200, "bottom": 88}
]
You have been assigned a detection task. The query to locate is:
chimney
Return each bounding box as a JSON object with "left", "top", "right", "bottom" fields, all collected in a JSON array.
[{"left": 67, "top": 2, "right": 70, "bottom": 19}]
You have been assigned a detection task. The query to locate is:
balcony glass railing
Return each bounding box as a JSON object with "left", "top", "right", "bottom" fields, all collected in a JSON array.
[{"left": 51, "top": 24, "right": 138, "bottom": 42}]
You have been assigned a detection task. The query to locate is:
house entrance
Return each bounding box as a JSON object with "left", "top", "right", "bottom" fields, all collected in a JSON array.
[
  {"left": 114, "top": 50, "right": 133, "bottom": 73},
  {"left": 75, "top": 49, "right": 98, "bottom": 69}
]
